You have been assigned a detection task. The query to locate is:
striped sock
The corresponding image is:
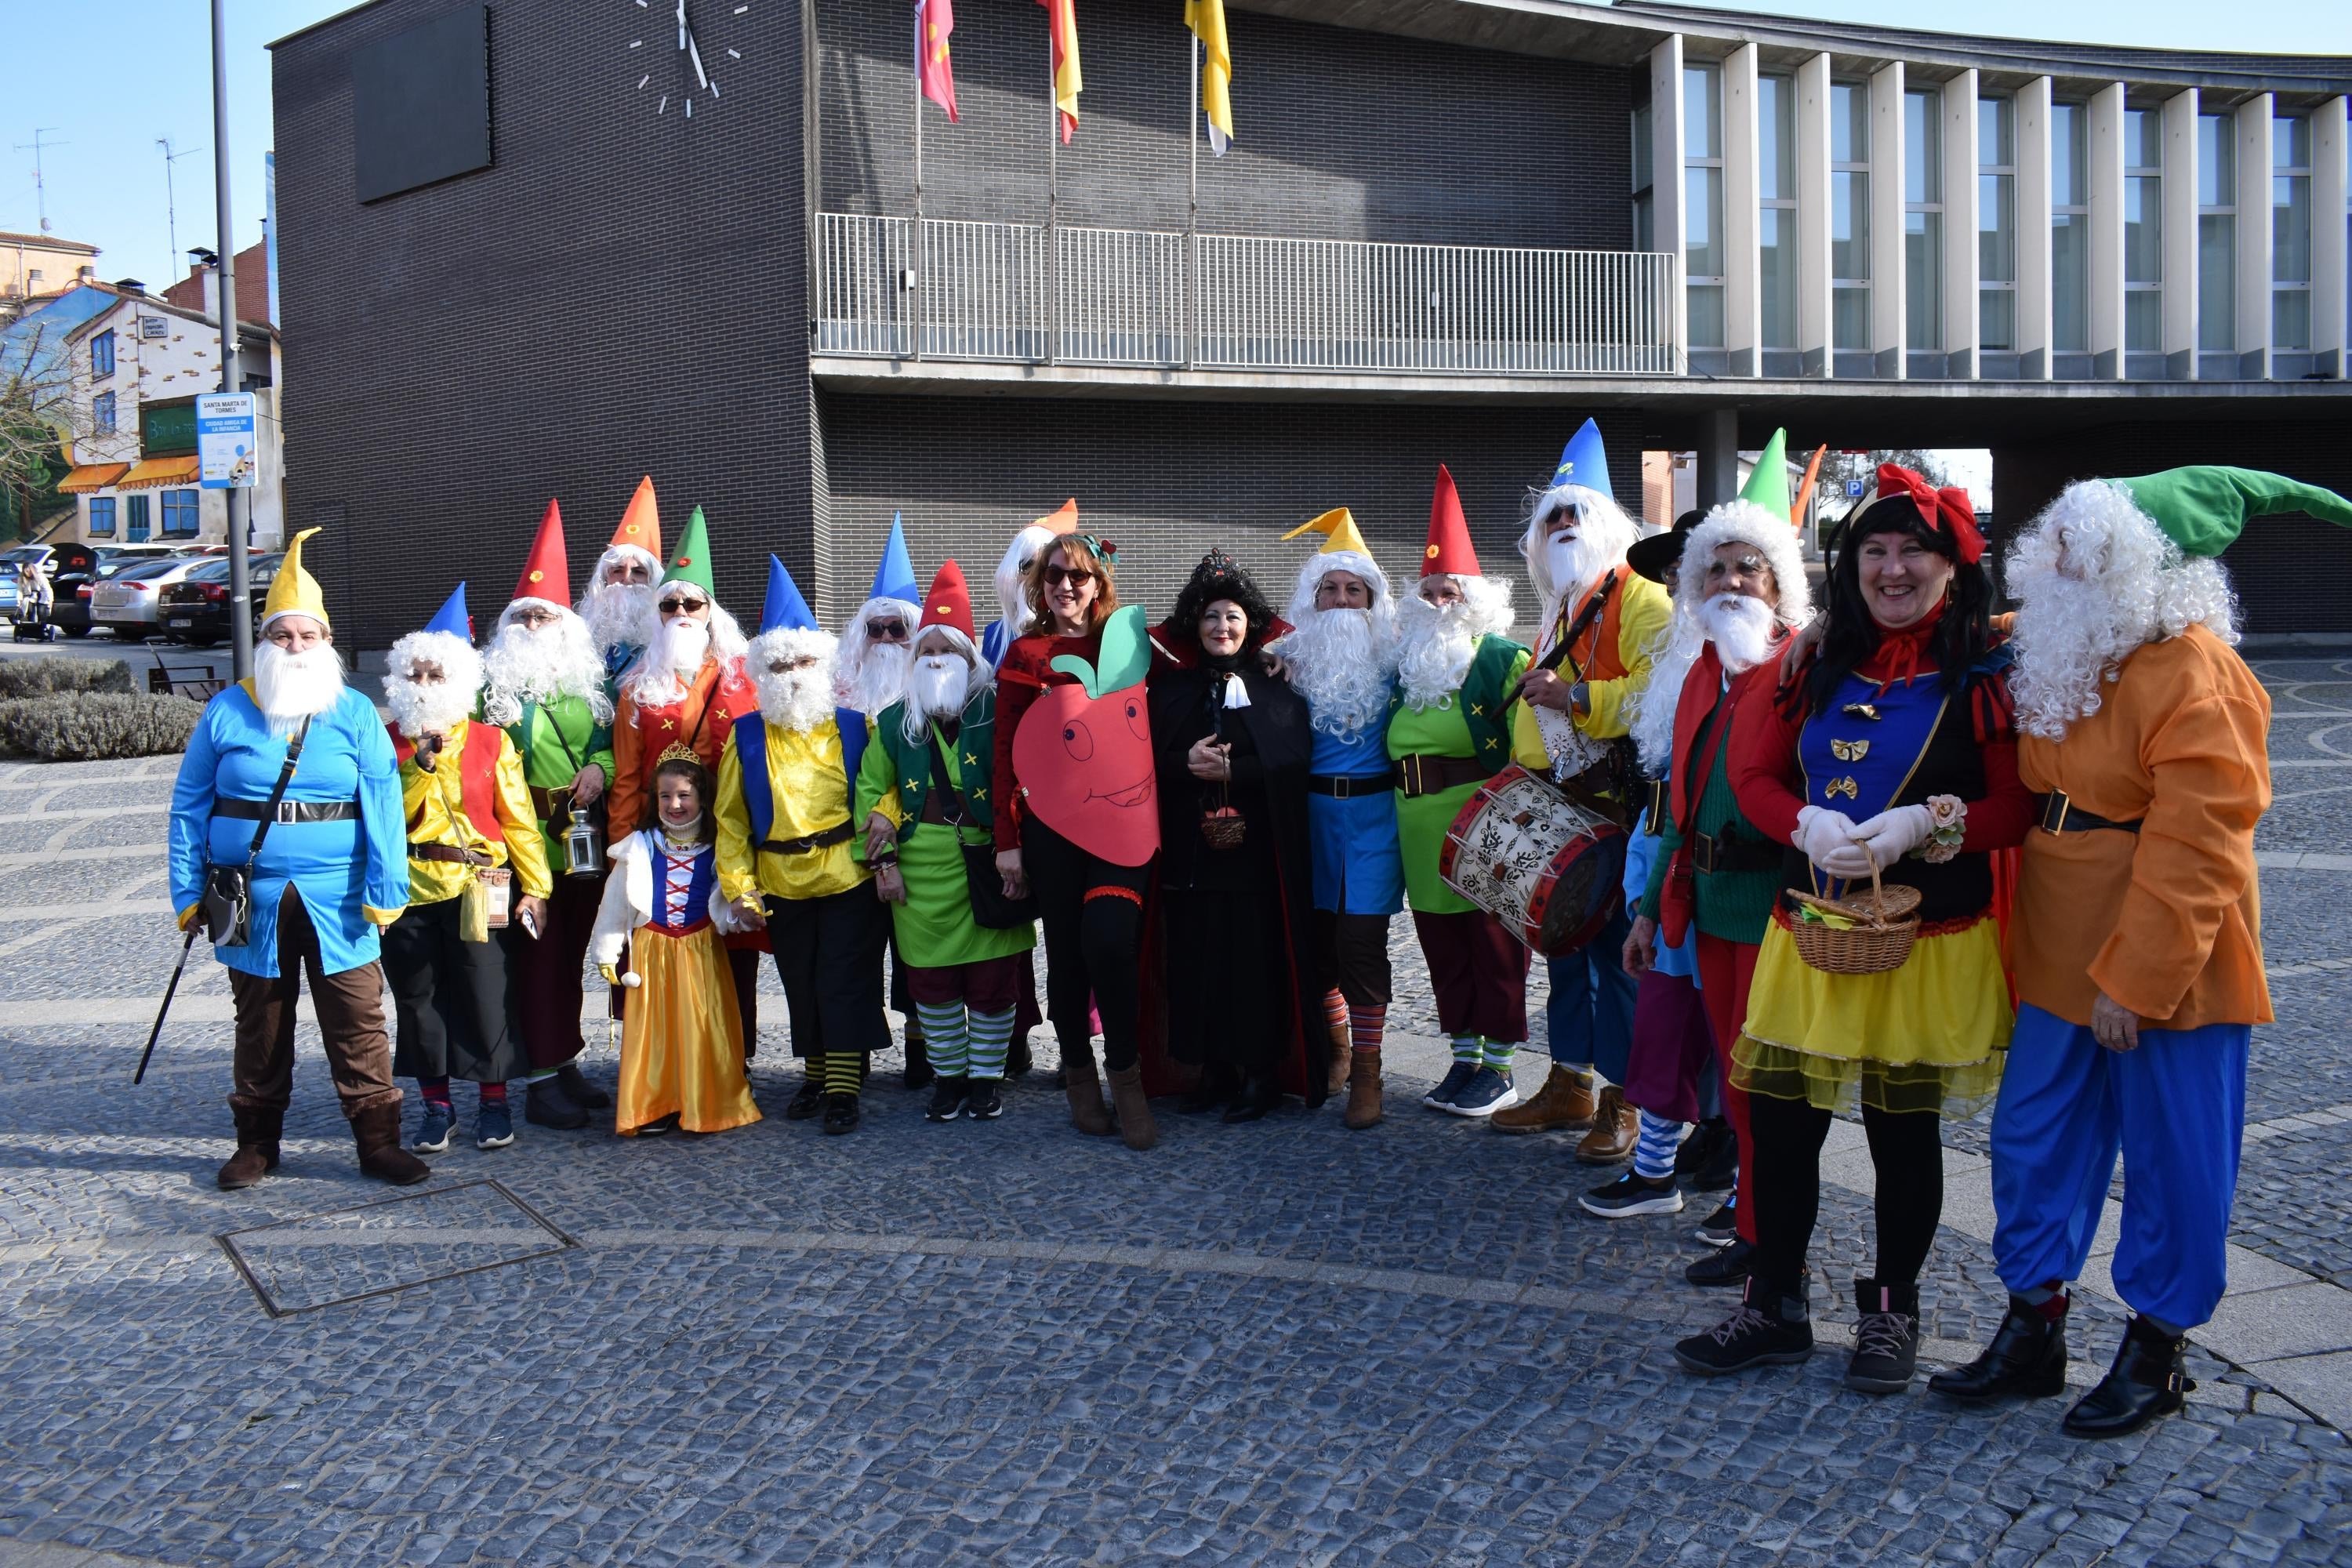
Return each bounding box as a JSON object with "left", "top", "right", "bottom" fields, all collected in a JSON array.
[
  {"left": 1450, "top": 1033, "right": 1481, "bottom": 1065},
  {"left": 967, "top": 1007, "right": 1014, "bottom": 1080},
  {"left": 915, "top": 1002, "right": 971, "bottom": 1077},
  {"left": 1480, "top": 1037, "right": 1515, "bottom": 1073},
  {"left": 1348, "top": 1004, "right": 1387, "bottom": 1054},
  {"left": 1633, "top": 1109, "right": 1685, "bottom": 1181},
  {"left": 822, "top": 1051, "right": 864, "bottom": 1097},
  {"left": 1321, "top": 989, "right": 1349, "bottom": 1040},
  {"left": 418, "top": 1076, "right": 452, "bottom": 1108}
]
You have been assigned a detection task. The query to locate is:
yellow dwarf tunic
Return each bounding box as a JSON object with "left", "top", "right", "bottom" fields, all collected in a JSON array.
[
  {"left": 398, "top": 719, "right": 553, "bottom": 906},
  {"left": 714, "top": 717, "right": 869, "bottom": 903}
]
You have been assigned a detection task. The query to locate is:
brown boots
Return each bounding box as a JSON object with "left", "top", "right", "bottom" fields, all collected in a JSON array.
[
  {"left": 353, "top": 1102, "right": 432, "bottom": 1185},
  {"left": 1063, "top": 1045, "right": 1115, "bottom": 1137},
  {"left": 1489, "top": 1064, "right": 1597, "bottom": 1134},
  {"left": 216, "top": 1103, "right": 283, "bottom": 1190},
  {"left": 1325, "top": 1018, "right": 1352, "bottom": 1097},
  {"left": 1341, "top": 1049, "right": 1383, "bottom": 1130},
  {"left": 1574, "top": 1086, "right": 1638, "bottom": 1163},
  {"left": 1105, "top": 1065, "right": 1159, "bottom": 1150}
]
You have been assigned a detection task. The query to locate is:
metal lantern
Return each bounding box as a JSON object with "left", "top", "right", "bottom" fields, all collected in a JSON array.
[{"left": 561, "top": 807, "right": 605, "bottom": 880}]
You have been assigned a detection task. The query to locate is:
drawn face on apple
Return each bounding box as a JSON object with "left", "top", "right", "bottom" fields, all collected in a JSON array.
[{"left": 1011, "top": 605, "right": 1160, "bottom": 867}]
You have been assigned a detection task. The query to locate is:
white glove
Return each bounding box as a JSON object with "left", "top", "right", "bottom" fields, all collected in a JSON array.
[
  {"left": 1850, "top": 804, "right": 1936, "bottom": 867},
  {"left": 1795, "top": 804, "right": 1874, "bottom": 879}
]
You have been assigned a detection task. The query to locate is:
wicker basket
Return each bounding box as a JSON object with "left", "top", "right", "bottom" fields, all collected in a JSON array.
[
  {"left": 1199, "top": 804, "right": 1247, "bottom": 849},
  {"left": 1786, "top": 862, "right": 1922, "bottom": 976}
]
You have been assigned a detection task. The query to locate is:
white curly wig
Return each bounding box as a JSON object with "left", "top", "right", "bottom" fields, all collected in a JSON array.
[
  {"left": 1628, "top": 500, "right": 1812, "bottom": 775},
  {"left": 1517, "top": 481, "right": 1642, "bottom": 615}
]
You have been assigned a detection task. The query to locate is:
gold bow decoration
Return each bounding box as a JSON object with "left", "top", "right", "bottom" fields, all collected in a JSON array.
[
  {"left": 1831, "top": 739, "right": 1870, "bottom": 762},
  {"left": 1824, "top": 776, "right": 1859, "bottom": 801}
]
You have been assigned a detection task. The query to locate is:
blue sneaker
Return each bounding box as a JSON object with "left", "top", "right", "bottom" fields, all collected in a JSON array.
[
  {"left": 1443, "top": 1067, "right": 1520, "bottom": 1119},
  {"left": 476, "top": 1102, "right": 515, "bottom": 1150},
  {"left": 412, "top": 1102, "right": 455, "bottom": 1153},
  {"left": 1422, "top": 1062, "right": 1479, "bottom": 1111}
]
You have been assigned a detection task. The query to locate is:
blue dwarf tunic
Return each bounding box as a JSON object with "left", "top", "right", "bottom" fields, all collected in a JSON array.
[{"left": 1304, "top": 681, "right": 1405, "bottom": 917}]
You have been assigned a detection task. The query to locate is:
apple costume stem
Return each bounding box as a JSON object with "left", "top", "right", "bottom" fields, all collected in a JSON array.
[{"left": 1012, "top": 605, "right": 1163, "bottom": 868}]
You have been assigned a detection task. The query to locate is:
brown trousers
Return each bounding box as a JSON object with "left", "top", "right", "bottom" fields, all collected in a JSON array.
[{"left": 228, "top": 887, "right": 401, "bottom": 1119}]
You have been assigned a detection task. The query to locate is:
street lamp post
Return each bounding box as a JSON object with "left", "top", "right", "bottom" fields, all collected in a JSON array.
[{"left": 209, "top": 0, "right": 252, "bottom": 680}]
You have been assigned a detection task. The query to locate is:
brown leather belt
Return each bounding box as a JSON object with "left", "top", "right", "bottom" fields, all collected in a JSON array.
[
  {"left": 1693, "top": 831, "right": 1781, "bottom": 874},
  {"left": 411, "top": 843, "right": 495, "bottom": 866},
  {"left": 2037, "top": 792, "right": 2142, "bottom": 835},
  {"left": 1308, "top": 773, "right": 1393, "bottom": 799},
  {"left": 759, "top": 820, "right": 856, "bottom": 857},
  {"left": 1392, "top": 754, "right": 1486, "bottom": 798}
]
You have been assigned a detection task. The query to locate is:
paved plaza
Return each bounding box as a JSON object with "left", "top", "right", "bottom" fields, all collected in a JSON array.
[{"left": 3, "top": 659, "right": 2352, "bottom": 1566}]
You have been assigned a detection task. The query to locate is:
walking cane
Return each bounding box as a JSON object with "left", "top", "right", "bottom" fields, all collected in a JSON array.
[{"left": 134, "top": 924, "right": 202, "bottom": 1085}]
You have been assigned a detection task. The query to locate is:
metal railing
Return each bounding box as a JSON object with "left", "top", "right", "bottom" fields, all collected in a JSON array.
[{"left": 811, "top": 212, "right": 1682, "bottom": 376}]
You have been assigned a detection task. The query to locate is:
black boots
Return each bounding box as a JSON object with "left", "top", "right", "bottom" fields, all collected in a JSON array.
[
  {"left": 2063, "top": 1315, "right": 2194, "bottom": 1439},
  {"left": 216, "top": 1103, "right": 283, "bottom": 1190},
  {"left": 524, "top": 1076, "right": 589, "bottom": 1130},
  {"left": 904, "top": 1033, "right": 935, "bottom": 1091},
  {"left": 1846, "top": 1276, "right": 1922, "bottom": 1395},
  {"left": 1929, "top": 1294, "right": 2071, "bottom": 1403},
  {"left": 1686, "top": 1236, "right": 1755, "bottom": 1288},
  {"left": 1675, "top": 1275, "right": 1814, "bottom": 1375},
  {"left": 554, "top": 1062, "right": 611, "bottom": 1109}
]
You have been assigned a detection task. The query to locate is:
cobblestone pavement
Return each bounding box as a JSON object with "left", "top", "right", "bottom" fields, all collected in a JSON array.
[{"left": 2, "top": 661, "right": 2351, "bottom": 1566}]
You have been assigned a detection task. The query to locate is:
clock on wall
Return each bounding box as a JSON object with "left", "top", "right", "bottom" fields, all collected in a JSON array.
[{"left": 625, "top": 0, "right": 752, "bottom": 117}]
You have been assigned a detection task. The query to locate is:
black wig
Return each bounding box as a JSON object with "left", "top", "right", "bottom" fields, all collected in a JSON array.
[
  {"left": 1171, "top": 549, "right": 1276, "bottom": 653},
  {"left": 1805, "top": 493, "right": 1994, "bottom": 717}
]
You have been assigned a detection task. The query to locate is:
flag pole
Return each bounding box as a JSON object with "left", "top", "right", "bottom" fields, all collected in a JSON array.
[
  {"left": 1186, "top": 33, "right": 1199, "bottom": 368},
  {"left": 1045, "top": 25, "right": 1059, "bottom": 367},
  {"left": 913, "top": 3, "right": 925, "bottom": 362}
]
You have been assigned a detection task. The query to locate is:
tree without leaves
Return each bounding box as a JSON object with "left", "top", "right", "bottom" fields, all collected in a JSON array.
[{"left": 0, "top": 318, "right": 94, "bottom": 542}]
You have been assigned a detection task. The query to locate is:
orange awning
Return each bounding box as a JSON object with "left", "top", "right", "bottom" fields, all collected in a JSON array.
[
  {"left": 116, "top": 456, "right": 202, "bottom": 489},
  {"left": 56, "top": 463, "right": 130, "bottom": 493}
]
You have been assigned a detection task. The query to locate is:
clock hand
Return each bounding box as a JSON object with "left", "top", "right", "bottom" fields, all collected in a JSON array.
[
  {"left": 686, "top": 27, "right": 709, "bottom": 88},
  {"left": 674, "top": 0, "right": 685, "bottom": 51}
]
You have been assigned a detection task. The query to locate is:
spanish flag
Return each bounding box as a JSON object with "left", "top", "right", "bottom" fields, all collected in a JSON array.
[
  {"left": 1037, "top": 0, "right": 1081, "bottom": 143},
  {"left": 1185, "top": 0, "right": 1232, "bottom": 155}
]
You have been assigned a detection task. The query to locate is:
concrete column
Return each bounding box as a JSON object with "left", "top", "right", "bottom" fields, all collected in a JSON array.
[
  {"left": 2163, "top": 89, "right": 2200, "bottom": 379},
  {"left": 1696, "top": 408, "right": 1740, "bottom": 507},
  {"left": 1652, "top": 37, "right": 1687, "bottom": 368},
  {"left": 1942, "top": 70, "right": 1980, "bottom": 379},
  {"left": 1796, "top": 52, "right": 1834, "bottom": 377},
  {"left": 1723, "top": 43, "right": 1762, "bottom": 376},
  {"left": 2235, "top": 93, "right": 2274, "bottom": 379},
  {"left": 1870, "top": 60, "right": 1907, "bottom": 379},
  {"left": 2088, "top": 82, "right": 2127, "bottom": 379},
  {"left": 2016, "top": 76, "right": 2054, "bottom": 379},
  {"left": 2312, "top": 96, "right": 2347, "bottom": 379}
]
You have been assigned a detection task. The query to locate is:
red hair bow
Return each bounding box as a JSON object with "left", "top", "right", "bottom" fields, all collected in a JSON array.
[{"left": 1876, "top": 464, "right": 1984, "bottom": 563}]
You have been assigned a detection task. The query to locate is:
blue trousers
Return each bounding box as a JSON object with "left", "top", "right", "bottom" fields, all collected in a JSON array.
[
  {"left": 1991, "top": 1003, "right": 2249, "bottom": 1330},
  {"left": 1544, "top": 902, "right": 1636, "bottom": 1084}
]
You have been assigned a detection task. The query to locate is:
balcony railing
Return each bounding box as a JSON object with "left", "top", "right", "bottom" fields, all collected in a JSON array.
[{"left": 811, "top": 213, "right": 1683, "bottom": 377}]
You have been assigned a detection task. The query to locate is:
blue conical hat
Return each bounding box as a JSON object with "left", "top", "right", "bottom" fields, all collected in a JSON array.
[
  {"left": 423, "top": 583, "right": 470, "bottom": 641},
  {"left": 760, "top": 555, "right": 817, "bottom": 635},
  {"left": 1551, "top": 417, "right": 1612, "bottom": 495},
  {"left": 870, "top": 513, "right": 920, "bottom": 605}
]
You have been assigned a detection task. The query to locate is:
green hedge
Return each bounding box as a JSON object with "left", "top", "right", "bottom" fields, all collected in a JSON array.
[
  {"left": 0, "top": 692, "right": 203, "bottom": 760},
  {"left": 0, "top": 658, "right": 136, "bottom": 700}
]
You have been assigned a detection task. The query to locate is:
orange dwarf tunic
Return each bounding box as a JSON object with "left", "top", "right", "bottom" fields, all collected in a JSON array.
[
  {"left": 608, "top": 655, "right": 760, "bottom": 844},
  {"left": 2012, "top": 623, "right": 2272, "bottom": 1030}
]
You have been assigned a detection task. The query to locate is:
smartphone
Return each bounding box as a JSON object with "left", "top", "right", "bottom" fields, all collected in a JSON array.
[{"left": 518, "top": 906, "right": 541, "bottom": 939}]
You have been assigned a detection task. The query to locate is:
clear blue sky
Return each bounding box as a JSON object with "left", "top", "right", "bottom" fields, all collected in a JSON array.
[{"left": 9, "top": 0, "right": 2350, "bottom": 291}]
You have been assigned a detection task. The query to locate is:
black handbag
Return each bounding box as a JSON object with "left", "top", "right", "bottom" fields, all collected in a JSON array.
[{"left": 201, "top": 718, "right": 310, "bottom": 947}]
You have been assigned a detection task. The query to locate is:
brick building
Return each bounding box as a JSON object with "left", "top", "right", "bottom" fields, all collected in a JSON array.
[{"left": 270, "top": 0, "right": 2352, "bottom": 648}]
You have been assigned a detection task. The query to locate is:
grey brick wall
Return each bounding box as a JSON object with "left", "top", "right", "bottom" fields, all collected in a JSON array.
[
  {"left": 271, "top": 0, "right": 817, "bottom": 648},
  {"left": 818, "top": 0, "right": 1635, "bottom": 250}
]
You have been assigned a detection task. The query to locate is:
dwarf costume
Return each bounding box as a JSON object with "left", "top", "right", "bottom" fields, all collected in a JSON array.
[
  {"left": 1935, "top": 468, "right": 2345, "bottom": 1437},
  {"left": 491, "top": 503, "right": 619, "bottom": 1126},
  {"left": 384, "top": 586, "right": 556, "bottom": 1134},
  {"left": 855, "top": 561, "right": 1036, "bottom": 1119},
  {"left": 590, "top": 477, "right": 665, "bottom": 682},
  {"left": 716, "top": 557, "right": 889, "bottom": 1132},
  {"left": 1387, "top": 464, "right": 1542, "bottom": 1112},
  {"left": 166, "top": 527, "right": 424, "bottom": 1187}
]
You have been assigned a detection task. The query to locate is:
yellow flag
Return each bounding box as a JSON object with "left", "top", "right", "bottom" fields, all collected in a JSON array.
[{"left": 1185, "top": 0, "right": 1232, "bottom": 154}]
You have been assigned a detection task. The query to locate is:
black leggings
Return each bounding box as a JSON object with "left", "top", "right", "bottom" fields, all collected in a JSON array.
[
  {"left": 1022, "top": 818, "right": 1150, "bottom": 1072},
  {"left": 1748, "top": 1094, "right": 1944, "bottom": 1301}
]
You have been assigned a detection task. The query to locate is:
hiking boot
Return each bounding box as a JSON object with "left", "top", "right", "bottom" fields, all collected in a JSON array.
[
  {"left": 1846, "top": 1276, "right": 1922, "bottom": 1395},
  {"left": 1674, "top": 1276, "right": 1814, "bottom": 1376},
  {"left": 1573, "top": 1086, "right": 1637, "bottom": 1163},
  {"left": 1486, "top": 1063, "right": 1595, "bottom": 1133}
]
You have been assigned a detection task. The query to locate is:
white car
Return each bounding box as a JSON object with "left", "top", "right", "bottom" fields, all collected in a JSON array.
[{"left": 89, "top": 555, "right": 209, "bottom": 639}]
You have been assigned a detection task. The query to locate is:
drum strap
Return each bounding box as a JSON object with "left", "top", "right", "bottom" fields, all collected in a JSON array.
[{"left": 1538, "top": 568, "right": 1620, "bottom": 679}]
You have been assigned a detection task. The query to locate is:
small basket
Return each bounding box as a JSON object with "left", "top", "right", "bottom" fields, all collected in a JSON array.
[
  {"left": 1786, "top": 862, "right": 1921, "bottom": 976},
  {"left": 1200, "top": 804, "right": 1247, "bottom": 849}
]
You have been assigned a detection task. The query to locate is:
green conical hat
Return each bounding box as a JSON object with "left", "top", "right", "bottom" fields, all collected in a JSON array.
[
  {"left": 661, "top": 506, "right": 717, "bottom": 596},
  {"left": 1739, "top": 430, "right": 1791, "bottom": 523},
  {"left": 2117, "top": 466, "right": 2352, "bottom": 560}
]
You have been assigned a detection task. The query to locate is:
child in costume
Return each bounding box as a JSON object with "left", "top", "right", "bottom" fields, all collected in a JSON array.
[{"left": 590, "top": 753, "right": 762, "bottom": 1137}]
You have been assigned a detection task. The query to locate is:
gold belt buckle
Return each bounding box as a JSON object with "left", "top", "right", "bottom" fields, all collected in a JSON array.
[{"left": 2039, "top": 791, "right": 2072, "bottom": 834}]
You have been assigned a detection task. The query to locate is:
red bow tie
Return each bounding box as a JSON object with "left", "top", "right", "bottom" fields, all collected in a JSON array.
[{"left": 1877, "top": 464, "right": 1984, "bottom": 564}]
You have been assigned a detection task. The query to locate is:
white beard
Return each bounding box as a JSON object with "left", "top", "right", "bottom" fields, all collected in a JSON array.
[
  {"left": 836, "top": 638, "right": 914, "bottom": 717},
  {"left": 481, "top": 614, "right": 614, "bottom": 728},
  {"left": 901, "top": 655, "right": 972, "bottom": 745},
  {"left": 755, "top": 666, "right": 835, "bottom": 733},
  {"left": 579, "top": 580, "right": 658, "bottom": 658},
  {"left": 1544, "top": 533, "right": 1612, "bottom": 604},
  {"left": 252, "top": 641, "right": 345, "bottom": 736},
  {"left": 630, "top": 618, "right": 710, "bottom": 708},
  {"left": 1272, "top": 607, "right": 1396, "bottom": 739},
  {"left": 1395, "top": 593, "right": 1480, "bottom": 711},
  {"left": 1700, "top": 591, "right": 1778, "bottom": 674},
  {"left": 385, "top": 672, "right": 477, "bottom": 740}
]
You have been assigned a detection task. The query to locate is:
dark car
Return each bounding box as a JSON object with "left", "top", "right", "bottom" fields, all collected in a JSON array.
[
  {"left": 157, "top": 555, "right": 281, "bottom": 646},
  {"left": 40, "top": 543, "right": 105, "bottom": 639}
]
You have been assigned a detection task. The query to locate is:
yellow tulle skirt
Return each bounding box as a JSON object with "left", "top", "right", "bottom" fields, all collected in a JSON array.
[
  {"left": 616, "top": 924, "right": 761, "bottom": 1136},
  {"left": 1733, "top": 914, "right": 2010, "bottom": 1116}
]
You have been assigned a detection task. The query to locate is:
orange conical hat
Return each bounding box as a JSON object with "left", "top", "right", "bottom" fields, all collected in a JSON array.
[{"left": 608, "top": 476, "right": 663, "bottom": 560}]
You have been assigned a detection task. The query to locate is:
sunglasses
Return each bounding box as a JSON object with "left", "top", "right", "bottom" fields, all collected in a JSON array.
[
  {"left": 657, "top": 597, "right": 708, "bottom": 615},
  {"left": 866, "top": 619, "right": 909, "bottom": 641},
  {"left": 1043, "top": 564, "right": 1097, "bottom": 587}
]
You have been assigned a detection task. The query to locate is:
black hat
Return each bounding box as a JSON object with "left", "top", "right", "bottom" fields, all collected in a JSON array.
[{"left": 1626, "top": 510, "right": 1705, "bottom": 584}]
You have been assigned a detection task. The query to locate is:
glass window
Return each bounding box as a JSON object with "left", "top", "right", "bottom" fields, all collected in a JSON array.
[
  {"left": 2198, "top": 113, "right": 2236, "bottom": 353},
  {"left": 125, "top": 495, "right": 151, "bottom": 543},
  {"left": 1759, "top": 75, "right": 1797, "bottom": 349},
  {"left": 1980, "top": 97, "right": 2016, "bottom": 350},
  {"left": 161, "top": 489, "right": 201, "bottom": 539},
  {"left": 2125, "top": 111, "right": 2162, "bottom": 354},
  {"left": 1833, "top": 171, "right": 1870, "bottom": 281},
  {"left": 1759, "top": 76, "right": 1795, "bottom": 202},
  {"left": 1831, "top": 82, "right": 1869, "bottom": 165},
  {"left": 2198, "top": 112, "right": 2234, "bottom": 208},
  {"left": 2053, "top": 103, "right": 2089, "bottom": 352},
  {"left": 87, "top": 498, "right": 114, "bottom": 537},
  {"left": 1905, "top": 90, "right": 1940, "bottom": 204},
  {"left": 1685, "top": 64, "right": 1722, "bottom": 159},
  {"left": 89, "top": 329, "right": 114, "bottom": 379},
  {"left": 1831, "top": 82, "right": 1871, "bottom": 352},
  {"left": 2274, "top": 114, "right": 2311, "bottom": 350},
  {"left": 1632, "top": 103, "right": 1655, "bottom": 251},
  {"left": 1980, "top": 97, "right": 2013, "bottom": 169},
  {"left": 1684, "top": 64, "right": 1726, "bottom": 349},
  {"left": 1906, "top": 89, "right": 1942, "bottom": 349},
  {"left": 2051, "top": 102, "right": 2086, "bottom": 210},
  {"left": 93, "top": 391, "right": 115, "bottom": 435},
  {"left": 1759, "top": 208, "right": 1795, "bottom": 349}
]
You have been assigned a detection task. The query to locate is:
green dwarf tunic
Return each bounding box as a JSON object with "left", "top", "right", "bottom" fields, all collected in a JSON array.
[
  {"left": 1385, "top": 635, "right": 1531, "bottom": 915},
  {"left": 855, "top": 691, "right": 1036, "bottom": 970},
  {"left": 500, "top": 695, "right": 617, "bottom": 866}
]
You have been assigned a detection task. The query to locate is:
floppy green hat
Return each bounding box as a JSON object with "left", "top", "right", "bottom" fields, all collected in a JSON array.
[{"left": 2118, "top": 466, "right": 2352, "bottom": 560}]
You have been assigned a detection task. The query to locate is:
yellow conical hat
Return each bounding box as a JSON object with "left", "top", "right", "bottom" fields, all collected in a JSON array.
[
  {"left": 1281, "top": 506, "right": 1372, "bottom": 557},
  {"left": 261, "top": 528, "right": 329, "bottom": 630}
]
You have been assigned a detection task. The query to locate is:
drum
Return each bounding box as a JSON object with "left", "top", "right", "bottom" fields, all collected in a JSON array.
[{"left": 1439, "top": 763, "right": 1628, "bottom": 956}]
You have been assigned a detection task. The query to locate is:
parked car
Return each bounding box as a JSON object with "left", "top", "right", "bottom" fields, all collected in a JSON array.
[
  {"left": 89, "top": 555, "right": 212, "bottom": 639},
  {"left": 34, "top": 543, "right": 104, "bottom": 639},
  {"left": 158, "top": 555, "right": 282, "bottom": 646}
]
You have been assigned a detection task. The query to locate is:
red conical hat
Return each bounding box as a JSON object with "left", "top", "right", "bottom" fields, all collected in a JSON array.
[
  {"left": 1423, "top": 463, "right": 1480, "bottom": 579},
  {"left": 512, "top": 499, "right": 571, "bottom": 606},
  {"left": 608, "top": 476, "right": 663, "bottom": 560},
  {"left": 919, "top": 559, "right": 976, "bottom": 642}
]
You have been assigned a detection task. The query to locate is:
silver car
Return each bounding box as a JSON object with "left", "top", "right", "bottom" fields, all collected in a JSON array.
[{"left": 90, "top": 555, "right": 209, "bottom": 638}]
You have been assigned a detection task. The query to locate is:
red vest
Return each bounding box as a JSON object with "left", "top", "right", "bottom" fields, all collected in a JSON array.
[
  {"left": 1555, "top": 564, "right": 1636, "bottom": 683},
  {"left": 392, "top": 721, "right": 506, "bottom": 844}
]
